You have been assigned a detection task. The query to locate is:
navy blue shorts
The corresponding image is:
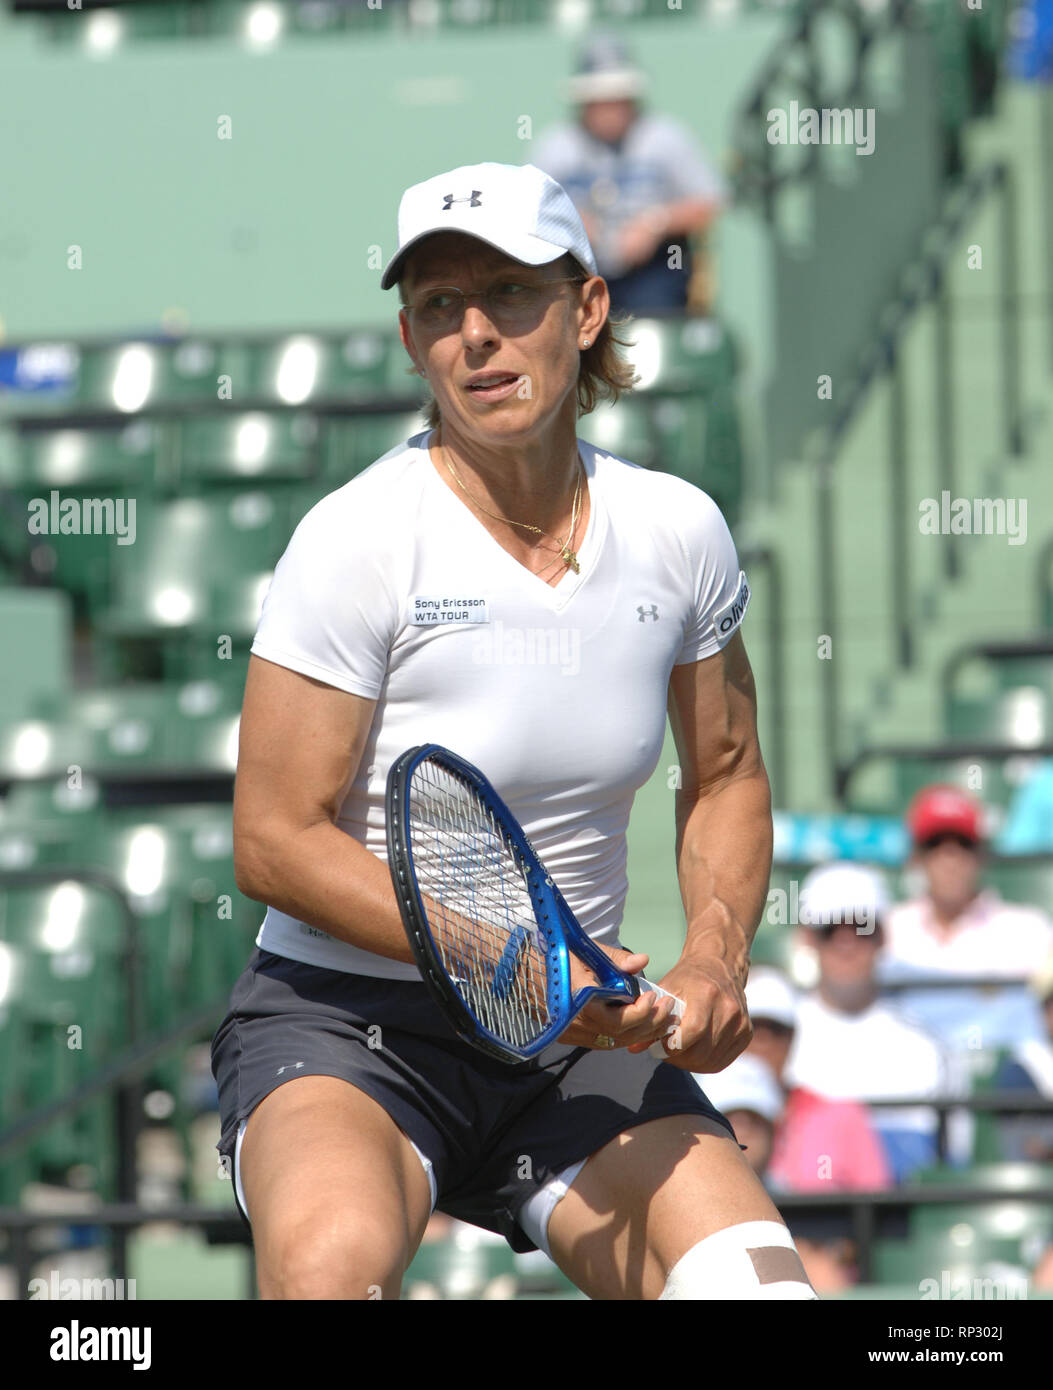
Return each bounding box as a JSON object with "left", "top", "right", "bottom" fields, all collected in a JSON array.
[{"left": 210, "top": 947, "right": 736, "bottom": 1253}]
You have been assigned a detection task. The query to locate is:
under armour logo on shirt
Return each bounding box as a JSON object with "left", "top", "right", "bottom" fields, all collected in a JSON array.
[
  {"left": 443, "top": 191, "right": 482, "bottom": 209},
  {"left": 276, "top": 1062, "right": 305, "bottom": 1075},
  {"left": 637, "top": 605, "right": 659, "bottom": 622}
]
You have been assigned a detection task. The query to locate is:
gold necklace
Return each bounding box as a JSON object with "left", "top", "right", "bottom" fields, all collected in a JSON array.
[{"left": 440, "top": 439, "right": 584, "bottom": 575}]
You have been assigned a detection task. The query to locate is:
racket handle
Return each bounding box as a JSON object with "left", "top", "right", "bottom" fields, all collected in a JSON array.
[{"left": 636, "top": 977, "right": 685, "bottom": 1060}]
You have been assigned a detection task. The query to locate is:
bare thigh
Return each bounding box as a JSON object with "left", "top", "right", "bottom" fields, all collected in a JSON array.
[
  {"left": 239, "top": 1074, "right": 434, "bottom": 1300},
  {"left": 546, "top": 1113, "right": 790, "bottom": 1300}
]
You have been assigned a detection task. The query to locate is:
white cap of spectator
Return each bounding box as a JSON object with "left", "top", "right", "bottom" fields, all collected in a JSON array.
[
  {"left": 798, "top": 861, "right": 891, "bottom": 936},
  {"left": 568, "top": 33, "right": 648, "bottom": 104},
  {"left": 379, "top": 162, "right": 598, "bottom": 291},
  {"left": 701, "top": 1053, "right": 784, "bottom": 1125},
  {"left": 745, "top": 968, "right": 798, "bottom": 1030}
]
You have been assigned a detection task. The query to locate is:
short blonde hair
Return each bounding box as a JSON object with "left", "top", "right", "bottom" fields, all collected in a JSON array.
[{"left": 398, "top": 254, "right": 640, "bottom": 429}]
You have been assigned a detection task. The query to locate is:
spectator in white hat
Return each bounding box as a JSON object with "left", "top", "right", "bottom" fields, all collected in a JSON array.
[
  {"left": 700, "top": 1050, "right": 784, "bottom": 1179},
  {"left": 531, "top": 33, "right": 726, "bottom": 315},
  {"left": 784, "top": 863, "right": 953, "bottom": 1183}
]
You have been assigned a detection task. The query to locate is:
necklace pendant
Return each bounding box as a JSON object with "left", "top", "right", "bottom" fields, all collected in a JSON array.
[{"left": 562, "top": 547, "right": 580, "bottom": 574}]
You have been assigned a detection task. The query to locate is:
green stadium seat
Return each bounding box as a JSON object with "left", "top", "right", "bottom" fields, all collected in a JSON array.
[
  {"left": 624, "top": 317, "right": 737, "bottom": 395},
  {"left": 72, "top": 340, "right": 236, "bottom": 414},
  {"left": 0, "top": 588, "right": 72, "bottom": 722},
  {"left": 403, "top": 1234, "right": 520, "bottom": 1299},
  {"left": 992, "top": 657, "right": 1053, "bottom": 695},
  {"left": 0, "top": 681, "right": 242, "bottom": 788},
  {"left": 320, "top": 411, "right": 429, "bottom": 484},
  {"left": 649, "top": 389, "right": 744, "bottom": 520},
  {"left": 0, "top": 881, "right": 129, "bottom": 1195},
  {"left": 873, "top": 1163, "right": 1053, "bottom": 1289},
  {"left": 983, "top": 859, "right": 1053, "bottom": 915},
  {"left": 176, "top": 411, "right": 321, "bottom": 485},
  {"left": 246, "top": 332, "right": 401, "bottom": 406},
  {"left": 577, "top": 398, "right": 657, "bottom": 468},
  {"left": 946, "top": 689, "right": 1051, "bottom": 747},
  {"left": 100, "top": 492, "right": 285, "bottom": 641},
  {"left": 0, "top": 789, "right": 102, "bottom": 878},
  {"left": 13, "top": 420, "right": 170, "bottom": 492}
]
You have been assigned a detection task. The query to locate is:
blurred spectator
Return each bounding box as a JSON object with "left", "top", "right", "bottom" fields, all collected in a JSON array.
[
  {"left": 743, "top": 968, "right": 892, "bottom": 1194},
  {"left": 991, "top": 956, "right": 1053, "bottom": 1162},
  {"left": 883, "top": 785, "right": 1053, "bottom": 1048},
  {"left": 1008, "top": 0, "right": 1053, "bottom": 81},
  {"left": 786, "top": 864, "right": 954, "bottom": 1183},
  {"left": 531, "top": 32, "right": 726, "bottom": 317},
  {"left": 700, "top": 1049, "right": 783, "bottom": 1180}
]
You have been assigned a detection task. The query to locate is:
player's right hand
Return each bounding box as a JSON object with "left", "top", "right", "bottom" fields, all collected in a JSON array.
[{"left": 557, "top": 946, "right": 680, "bottom": 1052}]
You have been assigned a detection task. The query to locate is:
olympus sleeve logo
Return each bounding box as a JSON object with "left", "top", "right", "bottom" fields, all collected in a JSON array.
[{"left": 714, "top": 572, "right": 750, "bottom": 636}]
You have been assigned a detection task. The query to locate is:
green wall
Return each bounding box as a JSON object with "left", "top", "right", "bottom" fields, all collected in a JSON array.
[{"left": 0, "top": 17, "right": 783, "bottom": 341}]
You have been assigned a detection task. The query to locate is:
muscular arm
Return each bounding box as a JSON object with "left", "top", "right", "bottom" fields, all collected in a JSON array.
[
  {"left": 232, "top": 654, "right": 414, "bottom": 964},
  {"left": 637, "top": 631, "right": 772, "bottom": 1070},
  {"left": 670, "top": 630, "right": 772, "bottom": 978}
]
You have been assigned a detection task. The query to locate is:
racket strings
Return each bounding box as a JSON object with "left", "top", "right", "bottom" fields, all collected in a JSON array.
[{"left": 408, "top": 760, "right": 553, "bottom": 1048}]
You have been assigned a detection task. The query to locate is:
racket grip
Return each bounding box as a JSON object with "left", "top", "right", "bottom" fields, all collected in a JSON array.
[{"left": 636, "top": 977, "right": 686, "bottom": 1060}]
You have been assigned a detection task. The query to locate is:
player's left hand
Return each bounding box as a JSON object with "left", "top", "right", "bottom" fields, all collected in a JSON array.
[{"left": 626, "top": 953, "right": 751, "bottom": 1072}]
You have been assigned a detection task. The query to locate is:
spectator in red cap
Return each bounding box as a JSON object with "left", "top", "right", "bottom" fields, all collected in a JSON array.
[{"left": 885, "top": 784, "right": 1053, "bottom": 980}]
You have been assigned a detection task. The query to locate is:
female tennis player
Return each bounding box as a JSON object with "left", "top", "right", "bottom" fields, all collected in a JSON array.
[{"left": 211, "top": 161, "right": 817, "bottom": 1301}]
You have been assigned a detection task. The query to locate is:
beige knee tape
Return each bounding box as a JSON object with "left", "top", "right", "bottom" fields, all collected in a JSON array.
[{"left": 659, "top": 1220, "right": 818, "bottom": 1300}]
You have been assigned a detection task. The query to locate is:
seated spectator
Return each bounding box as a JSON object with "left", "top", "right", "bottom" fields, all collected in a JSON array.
[
  {"left": 742, "top": 968, "right": 892, "bottom": 1194},
  {"left": 992, "top": 956, "right": 1053, "bottom": 1162},
  {"left": 883, "top": 785, "right": 1053, "bottom": 1048},
  {"left": 703, "top": 1002, "right": 878, "bottom": 1293},
  {"left": 785, "top": 863, "right": 954, "bottom": 1182},
  {"left": 699, "top": 1050, "right": 783, "bottom": 1182},
  {"left": 531, "top": 32, "right": 726, "bottom": 317}
]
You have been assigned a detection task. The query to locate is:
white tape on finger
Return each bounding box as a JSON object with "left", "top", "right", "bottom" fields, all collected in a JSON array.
[{"left": 637, "top": 977, "right": 685, "bottom": 1060}]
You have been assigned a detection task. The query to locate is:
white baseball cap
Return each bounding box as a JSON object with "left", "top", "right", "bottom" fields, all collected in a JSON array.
[
  {"left": 568, "top": 33, "right": 647, "bottom": 104},
  {"left": 379, "top": 162, "right": 598, "bottom": 292},
  {"left": 700, "top": 1054, "right": 783, "bottom": 1125},
  {"left": 745, "top": 968, "right": 798, "bottom": 1030},
  {"left": 798, "top": 862, "right": 891, "bottom": 932}
]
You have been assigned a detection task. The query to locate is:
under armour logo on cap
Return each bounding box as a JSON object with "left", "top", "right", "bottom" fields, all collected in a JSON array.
[
  {"left": 443, "top": 191, "right": 482, "bottom": 209},
  {"left": 379, "top": 162, "right": 598, "bottom": 291}
]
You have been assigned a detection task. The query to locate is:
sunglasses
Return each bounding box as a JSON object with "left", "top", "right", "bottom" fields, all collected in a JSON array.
[
  {"left": 917, "top": 832, "right": 979, "bottom": 852},
  {"left": 813, "top": 922, "right": 881, "bottom": 942}
]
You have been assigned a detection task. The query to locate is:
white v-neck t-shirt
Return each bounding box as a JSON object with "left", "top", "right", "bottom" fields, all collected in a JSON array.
[{"left": 249, "top": 429, "right": 750, "bottom": 978}]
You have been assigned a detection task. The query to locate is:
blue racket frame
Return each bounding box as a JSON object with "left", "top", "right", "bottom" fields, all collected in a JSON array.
[{"left": 386, "top": 743, "right": 643, "bottom": 1064}]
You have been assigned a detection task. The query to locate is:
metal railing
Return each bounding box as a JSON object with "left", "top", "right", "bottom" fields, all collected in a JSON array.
[
  {"left": 730, "top": 0, "right": 915, "bottom": 218},
  {"left": 836, "top": 739, "right": 1053, "bottom": 804},
  {"left": 813, "top": 162, "right": 1024, "bottom": 800},
  {"left": 941, "top": 636, "right": 1053, "bottom": 709}
]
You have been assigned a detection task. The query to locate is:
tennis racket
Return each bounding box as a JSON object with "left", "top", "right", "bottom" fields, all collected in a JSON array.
[{"left": 385, "top": 742, "right": 685, "bottom": 1065}]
